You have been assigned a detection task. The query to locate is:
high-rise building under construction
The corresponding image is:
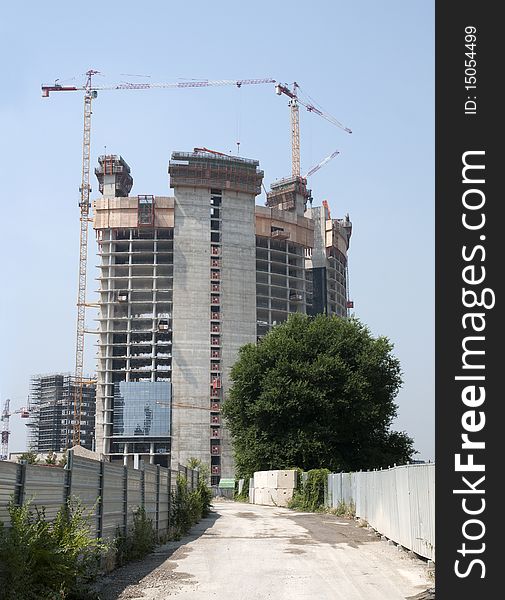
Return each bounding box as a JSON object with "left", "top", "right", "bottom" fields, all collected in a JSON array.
[
  {"left": 93, "top": 150, "right": 351, "bottom": 485},
  {"left": 28, "top": 374, "right": 96, "bottom": 453}
]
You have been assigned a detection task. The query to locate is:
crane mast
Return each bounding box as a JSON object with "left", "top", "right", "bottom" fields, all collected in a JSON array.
[
  {"left": 73, "top": 70, "right": 98, "bottom": 447},
  {"left": 1, "top": 399, "right": 11, "bottom": 460},
  {"left": 1, "top": 399, "right": 30, "bottom": 460},
  {"left": 276, "top": 81, "right": 351, "bottom": 178}
]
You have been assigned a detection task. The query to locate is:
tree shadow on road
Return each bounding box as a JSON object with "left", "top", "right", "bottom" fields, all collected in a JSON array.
[{"left": 94, "top": 510, "right": 221, "bottom": 600}]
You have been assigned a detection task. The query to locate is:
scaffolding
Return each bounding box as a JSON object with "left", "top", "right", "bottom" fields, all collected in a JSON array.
[
  {"left": 27, "top": 374, "right": 96, "bottom": 453},
  {"left": 266, "top": 175, "right": 311, "bottom": 212},
  {"left": 169, "top": 151, "right": 264, "bottom": 196}
]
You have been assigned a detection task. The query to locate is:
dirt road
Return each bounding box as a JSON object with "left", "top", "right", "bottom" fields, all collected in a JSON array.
[{"left": 95, "top": 501, "right": 433, "bottom": 599}]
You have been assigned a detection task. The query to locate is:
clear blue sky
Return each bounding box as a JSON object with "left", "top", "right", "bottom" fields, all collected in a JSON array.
[{"left": 0, "top": 1, "right": 434, "bottom": 459}]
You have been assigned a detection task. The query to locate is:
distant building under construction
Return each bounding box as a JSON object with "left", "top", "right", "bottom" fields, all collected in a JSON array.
[
  {"left": 28, "top": 374, "right": 96, "bottom": 453},
  {"left": 93, "top": 150, "right": 352, "bottom": 485}
]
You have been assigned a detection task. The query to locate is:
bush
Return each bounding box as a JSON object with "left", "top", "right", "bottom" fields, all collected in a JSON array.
[
  {"left": 170, "top": 473, "right": 212, "bottom": 539},
  {"left": 115, "top": 507, "right": 156, "bottom": 566},
  {"left": 16, "top": 451, "right": 38, "bottom": 464},
  {"left": 234, "top": 476, "right": 251, "bottom": 502},
  {"left": 45, "top": 452, "right": 57, "bottom": 465},
  {"left": 0, "top": 499, "right": 105, "bottom": 600},
  {"left": 288, "top": 468, "right": 330, "bottom": 512},
  {"left": 329, "top": 500, "right": 356, "bottom": 518}
]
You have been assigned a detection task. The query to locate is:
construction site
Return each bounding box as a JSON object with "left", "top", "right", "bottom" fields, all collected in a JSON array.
[{"left": 2, "top": 74, "right": 353, "bottom": 486}]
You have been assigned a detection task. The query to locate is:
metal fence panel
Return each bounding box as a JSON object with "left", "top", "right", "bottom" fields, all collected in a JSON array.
[
  {"left": 144, "top": 465, "right": 158, "bottom": 530},
  {"left": 69, "top": 455, "right": 101, "bottom": 537},
  {"left": 1, "top": 458, "right": 200, "bottom": 542},
  {"left": 0, "top": 462, "right": 19, "bottom": 522},
  {"left": 395, "top": 466, "right": 412, "bottom": 550},
  {"left": 408, "top": 464, "right": 435, "bottom": 560},
  {"left": 126, "top": 467, "right": 142, "bottom": 531},
  {"left": 101, "top": 462, "right": 125, "bottom": 540},
  {"left": 158, "top": 469, "right": 170, "bottom": 534},
  {"left": 23, "top": 464, "right": 67, "bottom": 522},
  {"left": 327, "top": 464, "right": 435, "bottom": 561}
]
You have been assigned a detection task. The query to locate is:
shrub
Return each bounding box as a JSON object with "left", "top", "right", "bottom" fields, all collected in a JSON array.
[
  {"left": 114, "top": 506, "right": 156, "bottom": 566},
  {"left": 288, "top": 468, "right": 330, "bottom": 512},
  {"left": 170, "top": 472, "right": 212, "bottom": 539},
  {"left": 45, "top": 452, "right": 57, "bottom": 465},
  {"left": 329, "top": 500, "right": 356, "bottom": 518},
  {"left": 16, "top": 451, "right": 38, "bottom": 464},
  {"left": 170, "top": 475, "right": 193, "bottom": 539},
  {"left": 0, "top": 499, "right": 105, "bottom": 600},
  {"left": 234, "top": 476, "right": 251, "bottom": 502}
]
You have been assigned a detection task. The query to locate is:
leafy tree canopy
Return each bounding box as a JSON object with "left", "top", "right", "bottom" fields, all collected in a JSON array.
[{"left": 222, "top": 314, "right": 415, "bottom": 477}]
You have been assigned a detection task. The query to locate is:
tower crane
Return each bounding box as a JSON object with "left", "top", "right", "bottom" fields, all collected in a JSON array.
[
  {"left": 275, "top": 82, "right": 352, "bottom": 177},
  {"left": 1, "top": 399, "right": 30, "bottom": 461},
  {"left": 303, "top": 149, "right": 340, "bottom": 179},
  {"left": 41, "top": 72, "right": 276, "bottom": 447}
]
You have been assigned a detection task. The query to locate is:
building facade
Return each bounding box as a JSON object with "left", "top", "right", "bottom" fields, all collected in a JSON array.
[
  {"left": 27, "top": 374, "right": 96, "bottom": 453},
  {"left": 93, "top": 151, "right": 351, "bottom": 484}
]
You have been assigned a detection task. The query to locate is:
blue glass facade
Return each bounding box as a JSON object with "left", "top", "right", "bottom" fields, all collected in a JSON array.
[{"left": 113, "top": 382, "right": 171, "bottom": 438}]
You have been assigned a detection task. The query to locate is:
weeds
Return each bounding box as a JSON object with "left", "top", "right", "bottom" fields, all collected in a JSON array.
[
  {"left": 288, "top": 468, "right": 330, "bottom": 512},
  {"left": 0, "top": 499, "right": 105, "bottom": 600},
  {"left": 170, "top": 472, "right": 212, "bottom": 540},
  {"left": 114, "top": 507, "right": 156, "bottom": 566},
  {"left": 328, "top": 500, "right": 356, "bottom": 518}
]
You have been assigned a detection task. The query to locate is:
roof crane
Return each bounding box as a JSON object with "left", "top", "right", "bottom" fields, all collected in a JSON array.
[
  {"left": 303, "top": 149, "right": 340, "bottom": 179},
  {"left": 193, "top": 147, "right": 230, "bottom": 157},
  {"left": 1, "top": 399, "right": 30, "bottom": 461},
  {"left": 275, "top": 82, "right": 351, "bottom": 178},
  {"left": 41, "top": 71, "right": 276, "bottom": 448}
]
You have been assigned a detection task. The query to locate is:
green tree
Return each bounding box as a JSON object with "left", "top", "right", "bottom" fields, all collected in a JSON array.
[{"left": 222, "top": 314, "right": 414, "bottom": 477}]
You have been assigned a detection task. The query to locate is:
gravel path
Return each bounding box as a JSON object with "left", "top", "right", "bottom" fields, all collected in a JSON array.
[{"left": 94, "top": 501, "right": 433, "bottom": 599}]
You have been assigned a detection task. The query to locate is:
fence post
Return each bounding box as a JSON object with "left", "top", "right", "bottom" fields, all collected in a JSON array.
[
  {"left": 97, "top": 458, "right": 105, "bottom": 539},
  {"left": 155, "top": 465, "right": 160, "bottom": 536},
  {"left": 140, "top": 460, "right": 145, "bottom": 509},
  {"left": 15, "top": 461, "right": 27, "bottom": 506},
  {"left": 63, "top": 449, "right": 74, "bottom": 505},
  {"left": 167, "top": 468, "right": 172, "bottom": 530},
  {"left": 123, "top": 465, "right": 128, "bottom": 535}
]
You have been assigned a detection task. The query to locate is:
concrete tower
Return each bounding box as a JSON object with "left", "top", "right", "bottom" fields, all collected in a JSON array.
[{"left": 168, "top": 150, "right": 263, "bottom": 483}]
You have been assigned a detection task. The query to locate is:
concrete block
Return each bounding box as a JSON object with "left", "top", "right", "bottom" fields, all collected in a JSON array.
[
  {"left": 254, "top": 471, "right": 269, "bottom": 488},
  {"left": 270, "top": 488, "right": 294, "bottom": 507},
  {"left": 274, "top": 470, "right": 297, "bottom": 489},
  {"left": 253, "top": 488, "right": 264, "bottom": 505},
  {"left": 260, "top": 488, "right": 275, "bottom": 506},
  {"left": 267, "top": 470, "right": 278, "bottom": 488}
]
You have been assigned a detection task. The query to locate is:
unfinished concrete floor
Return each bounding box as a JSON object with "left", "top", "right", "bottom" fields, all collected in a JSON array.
[{"left": 95, "top": 501, "right": 433, "bottom": 599}]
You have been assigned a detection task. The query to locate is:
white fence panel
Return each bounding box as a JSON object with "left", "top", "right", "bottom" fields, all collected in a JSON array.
[{"left": 328, "top": 463, "right": 435, "bottom": 561}]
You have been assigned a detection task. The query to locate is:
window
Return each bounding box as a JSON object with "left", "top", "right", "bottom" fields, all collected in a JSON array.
[{"left": 113, "top": 381, "right": 171, "bottom": 437}]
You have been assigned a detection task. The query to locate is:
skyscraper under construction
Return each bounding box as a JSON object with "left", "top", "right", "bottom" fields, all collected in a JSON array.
[
  {"left": 28, "top": 373, "right": 96, "bottom": 453},
  {"left": 93, "top": 150, "right": 351, "bottom": 485}
]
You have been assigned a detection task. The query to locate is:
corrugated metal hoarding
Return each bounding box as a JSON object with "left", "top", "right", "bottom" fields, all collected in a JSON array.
[
  {"left": 328, "top": 463, "right": 435, "bottom": 561},
  {"left": 0, "top": 452, "right": 199, "bottom": 542}
]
